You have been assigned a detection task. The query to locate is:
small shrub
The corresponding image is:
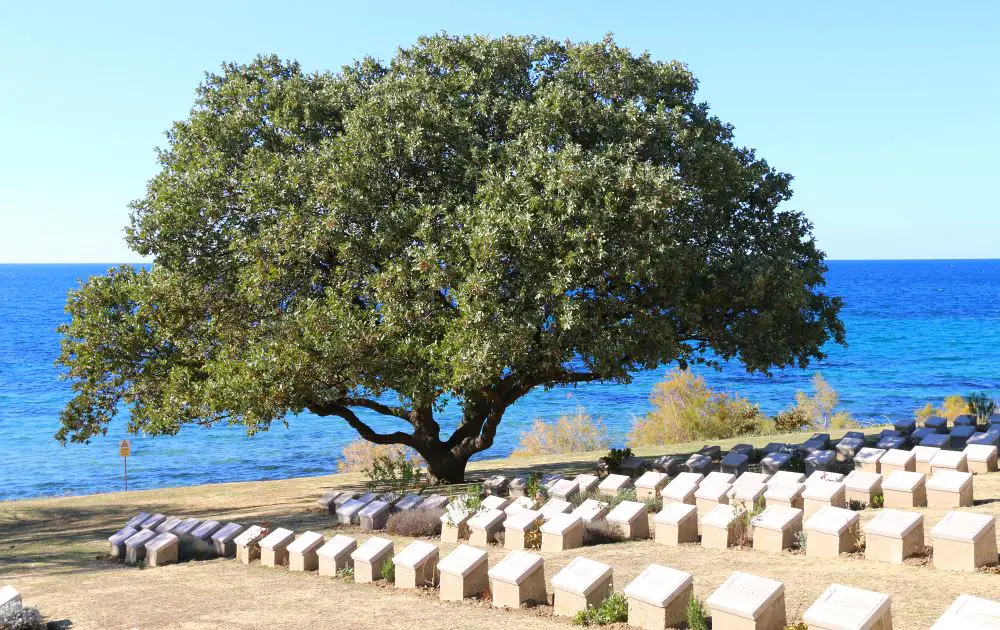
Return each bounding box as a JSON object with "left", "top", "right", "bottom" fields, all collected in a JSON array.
[
  {"left": 847, "top": 499, "right": 867, "bottom": 511},
  {"left": 793, "top": 374, "right": 858, "bottom": 430},
  {"left": 792, "top": 530, "right": 807, "bottom": 550},
  {"left": 524, "top": 472, "right": 543, "bottom": 499},
  {"left": 336, "top": 566, "right": 354, "bottom": 580},
  {"left": 785, "top": 624, "right": 809, "bottom": 630},
  {"left": 0, "top": 603, "right": 44, "bottom": 630},
  {"left": 512, "top": 408, "right": 610, "bottom": 456},
  {"left": 686, "top": 596, "right": 709, "bottom": 630},
  {"left": 572, "top": 592, "right": 629, "bottom": 626},
  {"left": 967, "top": 392, "right": 997, "bottom": 423},
  {"left": 870, "top": 493, "right": 885, "bottom": 509},
  {"left": 386, "top": 508, "right": 445, "bottom": 537},
  {"left": 939, "top": 395, "right": 969, "bottom": 421},
  {"left": 365, "top": 452, "right": 422, "bottom": 491},
  {"left": 380, "top": 557, "right": 395, "bottom": 582},
  {"left": 630, "top": 370, "right": 769, "bottom": 446},
  {"left": 443, "top": 491, "right": 482, "bottom": 525},
  {"left": 728, "top": 497, "right": 766, "bottom": 548},
  {"left": 599, "top": 447, "right": 634, "bottom": 474},
  {"left": 338, "top": 439, "right": 423, "bottom": 474},
  {"left": 773, "top": 408, "right": 809, "bottom": 433},
  {"left": 913, "top": 403, "right": 937, "bottom": 424},
  {"left": 582, "top": 520, "right": 626, "bottom": 546}
]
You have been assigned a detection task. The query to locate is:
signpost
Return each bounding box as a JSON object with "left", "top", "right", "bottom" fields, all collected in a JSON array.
[{"left": 119, "top": 439, "right": 131, "bottom": 491}]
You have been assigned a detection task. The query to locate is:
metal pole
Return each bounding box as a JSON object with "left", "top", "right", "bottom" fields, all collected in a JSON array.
[{"left": 124, "top": 456, "right": 128, "bottom": 491}]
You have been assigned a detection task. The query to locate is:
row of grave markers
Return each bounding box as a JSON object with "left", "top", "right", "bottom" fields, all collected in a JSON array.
[{"left": 104, "top": 510, "right": 1000, "bottom": 629}]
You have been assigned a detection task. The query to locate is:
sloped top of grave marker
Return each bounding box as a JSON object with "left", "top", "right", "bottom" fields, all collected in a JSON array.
[
  {"left": 552, "top": 556, "right": 613, "bottom": 596},
  {"left": 438, "top": 544, "right": 488, "bottom": 578},
  {"left": 705, "top": 572, "right": 785, "bottom": 621},
  {"left": 803, "top": 583, "right": 891, "bottom": 630},
  {"left": 488, "top": 550, "right": 543, "bottom": 586},
  {"left": 623, "top": 564, "right": 693, "bottom": 608}
]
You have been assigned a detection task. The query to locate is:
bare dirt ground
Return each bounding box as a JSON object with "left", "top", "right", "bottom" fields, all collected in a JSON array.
[{"left": 2, "top": 429, "right": 998, "bottom": 629}]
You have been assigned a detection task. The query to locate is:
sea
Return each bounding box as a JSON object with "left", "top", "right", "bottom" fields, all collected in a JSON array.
[{"left": 2, "top": 260, "right": 1000, "bottom": 500}]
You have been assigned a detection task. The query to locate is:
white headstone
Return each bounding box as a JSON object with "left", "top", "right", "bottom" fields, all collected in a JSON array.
[
  {"left": 539, "top": 498, "right": 573, "bottom": 520},
  {"left": 540, "top": 512, "right": 582, "bottom": 536},
  {"left": 259, "top": 527, "right": 295, "bottom": 550},
  {"left": 880, "top": 449, "right": 915, "bottom": 468},
  {"left": 606, "top": 500, "right": 646, "bottom": 525},
  {"left": 865, "top": 509, "right": 922, "bottom": 539},
  {"left": 767, "top": 471, "right": 805, "bottom": 487},
  {"left": 571, "top": 498, "right": 609, "bottom": 522},
  {"left": 624, "top": 564, "right": 693, "bottom": 607},
  {"left": 805, "top": 506, "right": 859, "bottom": 535},
  {"left": 931, "top": 594, "right": 1000, "bottom": 628},
  {"left": 393, "top": 540, "right": 438, "bottom": 569},
  {"left": 504, "top": 509, "right": 543, "bottom": 532},
  {"left": 351, "top": 536, "right": 393, "bottom": 563},
  {"left": 803, "top": 583, "right": 891, "bottom": 630},
  {"left": 438, "top": 544, "right": 488, "bottom": 577},
  {"left": 488, "top": 550, "right": 543, "bottom": 585},
  {"left": 931, "top": 511, "right": 994, "bottom": 544},
  {"left": 549, "top": 479, "right": 580, "bottom": 499},
  {"left": 654, "top": 502, "right": 697, "bottom": 526},
  {"left": 551, "top": 556, "right": 612, "bottom": 596},
  {"left": 481, "top": 495, "right": 511, "bottom": 511},
  {"left": 882, "top": 471, "right": 926, "bottom": 492},
  {"left": 844, "top": 471, "right": 882, "bottom": 493},
  {"left": 317, "top": 534, "right": 357, "bottom": 561},
  {"left": 927, "top": 470, "right": 973, "bottom": 493},
  {"left": 705, "top": 572, "right": 785, "bottom": 621},
  {"left": 287, "top": 531, "right": 324, "bottom": 555}
]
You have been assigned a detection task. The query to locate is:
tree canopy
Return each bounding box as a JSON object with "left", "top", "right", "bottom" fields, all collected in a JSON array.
[{"left": 57, "top": 34, "right": 845, "bottom": 482}]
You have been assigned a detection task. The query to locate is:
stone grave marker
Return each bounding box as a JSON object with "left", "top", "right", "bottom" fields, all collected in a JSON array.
[
  {"left": 317, "top": 534, "right": 357, "bottom": 576},
  {"left": 488, "top": 550, "right": 546, "bottom": 609},
  {"left": 287, "top": 531, "right": 325, "bottom": 572},
  {"left": 438, "top": 544, "right": 489, "bottom": 602},
  {"left": 552, "top": 556, "right": 613, "bottom": 617},
  {"left": 705, "top": 572, "right": 786, "bottom": 630},
  {"left": 623, "top": 563, "right": 693, "bottom": 630}
]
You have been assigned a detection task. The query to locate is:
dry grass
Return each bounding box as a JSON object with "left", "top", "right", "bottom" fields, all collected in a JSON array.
[{"left": 2, "top": 427, "right": 994, "bottom": 630}]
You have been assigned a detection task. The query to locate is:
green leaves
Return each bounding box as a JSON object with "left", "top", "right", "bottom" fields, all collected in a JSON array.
[{"left": 57, "top": 34, "right": 843, "bottom": 480}]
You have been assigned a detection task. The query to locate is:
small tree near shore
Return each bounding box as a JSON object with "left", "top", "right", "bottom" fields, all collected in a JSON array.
[{"left": 54, "top": 34, "right": 844, "bottom": 483}]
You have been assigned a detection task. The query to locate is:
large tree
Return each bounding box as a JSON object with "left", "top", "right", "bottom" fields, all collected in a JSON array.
[{"left": 56, "top": 34, "right": 844, "bottom": 483}]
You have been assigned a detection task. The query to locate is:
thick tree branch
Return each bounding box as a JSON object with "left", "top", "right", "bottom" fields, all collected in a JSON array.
[
  {"left": 309, "top": 402, "right": 416, "bottom": 447},
  {"left": 342, "top": 397, "right": 412, "bottom": 421}
]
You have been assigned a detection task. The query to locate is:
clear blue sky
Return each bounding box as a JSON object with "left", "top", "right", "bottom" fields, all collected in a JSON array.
[{"left": 1, "top": 1, "right": 998, "bottom": 263}]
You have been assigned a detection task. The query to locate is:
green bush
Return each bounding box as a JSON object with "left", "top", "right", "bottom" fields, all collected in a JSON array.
[
  {"left": 365, "top": 452, "right": 421, "bottom": 490},
  {"left": 967, "top": 392, "right": 997, "bottom": 423},
  {"left": 380, "top": 557, "right": 395, "bottom": 582},
  {"left": 870, "top": 493, "right": 885, "bottom": 509},
  {"left": 572, "top": 592, "right": 629, "bottom": 626},
  {"left": 686, "top": 596, "right": 709, "bottom": 630},
  {"left": 600, "top": 447, "right": 633, "bottom": 474}
]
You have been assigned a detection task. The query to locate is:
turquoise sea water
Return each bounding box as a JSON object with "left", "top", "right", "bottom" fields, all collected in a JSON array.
[{"left": 2, "top": 260, "right": 1000, "bottom": 500}]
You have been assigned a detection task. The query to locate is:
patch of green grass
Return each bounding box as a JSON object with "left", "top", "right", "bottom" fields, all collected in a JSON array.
[{"left": 572, "top": 592, "right": 629, "bottom": 626}]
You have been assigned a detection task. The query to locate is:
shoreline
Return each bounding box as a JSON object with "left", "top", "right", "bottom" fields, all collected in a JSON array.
[{"left": 1, "top": 426, "right": 884, "bottom": 506}]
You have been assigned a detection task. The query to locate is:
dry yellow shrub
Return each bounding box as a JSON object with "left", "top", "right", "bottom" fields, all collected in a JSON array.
[
  {"left": 337, "top": 439, "right": 423, "bottom": 473},
  {"left": 628, "top": 370, "right": 766, "bottom": 446},
  {"left": 511, "top": 407, "right": 610, "bottom": 457},
  {"left": 939, "top": 395, "right": 969, "bottom": 421}
]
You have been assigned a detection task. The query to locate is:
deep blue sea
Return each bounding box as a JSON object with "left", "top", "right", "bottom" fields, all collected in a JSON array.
[{"left": 2, "top": 261, "right": 1000, "bottom": 500}]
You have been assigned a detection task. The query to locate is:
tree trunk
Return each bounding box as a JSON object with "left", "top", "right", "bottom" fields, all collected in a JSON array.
[{"left": 421, "top": 446, "right": 472, "bottom": 484}]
